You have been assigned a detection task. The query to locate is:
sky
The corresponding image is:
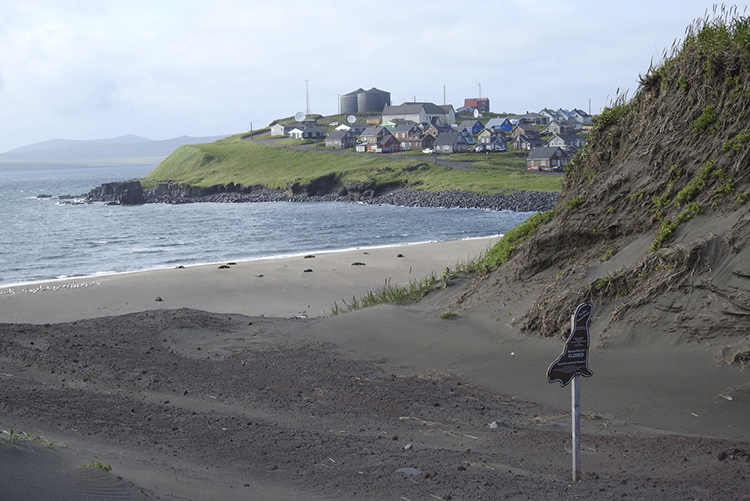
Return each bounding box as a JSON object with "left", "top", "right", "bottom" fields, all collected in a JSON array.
[{"left": 0, "top": 0, "right": 745, "bottom": 152}]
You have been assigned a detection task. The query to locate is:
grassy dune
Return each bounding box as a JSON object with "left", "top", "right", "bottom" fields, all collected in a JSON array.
[{"left": 143, "top": 134, "right": 563, "bottom": 193}]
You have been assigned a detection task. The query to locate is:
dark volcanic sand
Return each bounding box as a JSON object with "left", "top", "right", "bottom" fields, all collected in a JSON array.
[{"left": 1, "top": 309, "right": 747, "bottom": 500}]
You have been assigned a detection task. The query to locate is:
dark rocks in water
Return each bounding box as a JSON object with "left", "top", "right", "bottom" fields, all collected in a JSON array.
[
  {"left": 36, "top": 194, "right": 52, "bottom": 198},
  {"left": 83, "top": 180, "right": 559, "bottom": 213},
  {"left": 85, "top": 180, "right": 145, "bottom": 205}
]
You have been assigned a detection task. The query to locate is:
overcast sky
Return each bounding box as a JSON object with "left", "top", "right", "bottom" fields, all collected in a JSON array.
[{"left": 0, "top": 1, "right": 743, "bottom": 152}]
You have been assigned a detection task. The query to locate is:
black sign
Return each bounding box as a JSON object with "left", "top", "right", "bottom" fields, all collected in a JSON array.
[{"left": 547, "top": 303, "right": 593, "bottom": 387}]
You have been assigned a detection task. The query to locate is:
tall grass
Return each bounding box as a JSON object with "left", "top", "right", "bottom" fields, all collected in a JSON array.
[{"left": 330, "top": 274, "right": 439, "bottom": 315}]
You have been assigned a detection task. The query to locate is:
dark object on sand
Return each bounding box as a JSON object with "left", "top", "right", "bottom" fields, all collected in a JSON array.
[
  {"left": 303, "top": 269, "right": 313, "bottom": 273},
  {"left": 218, "top": 265, "right": 230, "bottom": 269},
  {"left": 351, "top": 262, "right": 366, "bottom": 266},
  {"left": 155, "top": 297, "right": 163, "bottom": 302},
  {"left": 304, "top": 255, "right": 316, "bottom": 259},
  {"left": 397, "top": 254, "right": 404, "bottom": 258}
]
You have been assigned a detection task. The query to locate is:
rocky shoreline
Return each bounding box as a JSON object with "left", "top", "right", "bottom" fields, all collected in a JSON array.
[{"left": 80, "top": 180, "right": 559, "bottom": 212}]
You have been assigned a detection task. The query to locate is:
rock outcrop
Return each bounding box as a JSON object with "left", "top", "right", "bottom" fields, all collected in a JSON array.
[{"left": 85, "top": 180, "right": 145, "bottom": 205}]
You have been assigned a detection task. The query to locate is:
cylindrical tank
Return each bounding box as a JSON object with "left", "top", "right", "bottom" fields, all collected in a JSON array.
[
  {"left": 358, "top": 88, "right": 391, "bottom": 113},
  {"left": 340, "top": 88, "right": 365, "bottom": 114}
]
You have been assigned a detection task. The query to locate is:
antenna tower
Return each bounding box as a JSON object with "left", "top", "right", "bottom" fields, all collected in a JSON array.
[
  {"left": 477, "top": 79, "right": 482, "bottom": 98},
  {"left": 305, "top": 79, "right": 310, "bottom": 115}
]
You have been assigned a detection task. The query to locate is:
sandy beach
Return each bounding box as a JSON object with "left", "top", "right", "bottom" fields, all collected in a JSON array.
[
  {"left": 1, "top": 236, "right": 748, "bottom": 500},
  {"left": 0, "top": 237, "right": 499, "bottom": 325}
]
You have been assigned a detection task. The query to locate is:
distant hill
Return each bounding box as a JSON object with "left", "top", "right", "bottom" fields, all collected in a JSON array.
[{"left": 0, "top": 134, "right": 230, "bottom": 168}]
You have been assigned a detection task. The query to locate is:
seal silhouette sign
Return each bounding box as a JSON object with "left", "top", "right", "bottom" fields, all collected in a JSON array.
[{"left": 547, "top": 303, "right": 594, "bottom": 387}]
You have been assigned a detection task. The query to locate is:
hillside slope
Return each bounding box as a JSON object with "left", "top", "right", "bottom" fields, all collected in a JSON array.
[{"left": 456, "top": 10, "right": 750, "bottom": 363}]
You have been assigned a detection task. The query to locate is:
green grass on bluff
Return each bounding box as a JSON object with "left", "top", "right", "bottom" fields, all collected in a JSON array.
[{"left": 143, "top": 135, "right": 563, "bottom": 194}]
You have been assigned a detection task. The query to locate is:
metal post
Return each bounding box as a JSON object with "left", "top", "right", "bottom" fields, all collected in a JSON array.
[{"left": 572, "top": 374, "right": 581, "bottom": 482}]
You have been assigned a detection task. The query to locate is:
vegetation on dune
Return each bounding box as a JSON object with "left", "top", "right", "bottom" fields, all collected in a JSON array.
[
  {"left": 513, "top": 6, "right": 750, "bottom": 337},
  {"left": 143, "top": 135, "right": 562, "bottom": 194}
]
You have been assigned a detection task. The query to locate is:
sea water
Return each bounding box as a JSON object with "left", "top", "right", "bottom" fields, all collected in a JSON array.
[{"left": 0, "top": 164, "right": 535, "bottom": 288}]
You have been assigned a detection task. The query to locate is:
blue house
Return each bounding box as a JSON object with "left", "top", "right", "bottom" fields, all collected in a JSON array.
[{"left": 457, "top": 120, "right": 485, "bottom": 135}]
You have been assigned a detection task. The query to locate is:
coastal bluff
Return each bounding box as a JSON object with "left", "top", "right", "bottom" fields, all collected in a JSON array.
[{"left": 83, "top": 179, "right": 559, "bottom": 212}]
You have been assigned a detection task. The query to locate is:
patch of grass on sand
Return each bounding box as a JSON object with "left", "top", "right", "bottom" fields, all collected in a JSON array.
[
  {"left": 330, "top": 274, "right": 439, "bottom": 315},
  {"left": 0, "top": 429, "right": 55, "bottom": 448}
]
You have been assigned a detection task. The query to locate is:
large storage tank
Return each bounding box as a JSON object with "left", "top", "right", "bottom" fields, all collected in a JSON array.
[
  {"left": 358, "top": 87, "right": 391, "bottom": 113},
  {"left": 340, "top": 88, "right": 365, "bottom": 114}
]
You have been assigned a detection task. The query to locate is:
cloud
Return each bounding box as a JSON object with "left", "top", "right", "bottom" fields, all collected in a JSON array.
[{"left": 0, "top": 0, "right": 743, "bottom": 152}]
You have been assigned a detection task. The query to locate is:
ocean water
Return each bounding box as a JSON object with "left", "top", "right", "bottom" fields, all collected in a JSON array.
[{"left": 0, "top": 164, "right": 535, "bottom": 288}]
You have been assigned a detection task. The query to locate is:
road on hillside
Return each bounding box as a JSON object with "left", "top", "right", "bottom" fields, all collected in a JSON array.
[{"left": 248, "top": 134, "right": 474, "bottom": 170}]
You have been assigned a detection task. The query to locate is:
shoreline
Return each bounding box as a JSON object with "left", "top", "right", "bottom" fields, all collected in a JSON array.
[
  {"left": 0, "top": 236, "right": 499, "bottom": 324},
  {"left": 83, "top": 179, "right": 561, "bottom": 211},
  {"left": 0, "top": 235, "right": 500, "bottom": 291}
]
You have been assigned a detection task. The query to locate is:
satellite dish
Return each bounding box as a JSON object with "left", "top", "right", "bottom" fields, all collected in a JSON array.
[
  {"left": 294, "top": 111, "right": 306, "bottom": 122},
  {"left": 346, "top": 115, "right": 356, "bottom": 124},
  {"left": 473, "top": 109, "right": 480, "bottom": 118}
]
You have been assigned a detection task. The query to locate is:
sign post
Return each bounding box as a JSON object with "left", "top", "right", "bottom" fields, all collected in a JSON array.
[{"left": 547, "top": 303, "right": 593, "bottom": 482}]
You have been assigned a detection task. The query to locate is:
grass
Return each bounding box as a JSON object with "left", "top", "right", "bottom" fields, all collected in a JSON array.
[
  {"left": 83, "top": 461, "right": 112, "bottom": 472},
  {"left": 328, "top": 210, "right": 555, "bottom": 315},
  {"left": 690, "top": 104, "right": 718, "bottom": 133},
  {"left": 142, "top": 135, "right": 563, "bottom": 194},
  {"left": 480, "top": 210, "right": 556, "bottom": 270},
  {"left": 1, "top": 429, "right": 55, "bottom": 448},
  {"left": 330, "top": 274, "right": 439, "bottom": 315}
]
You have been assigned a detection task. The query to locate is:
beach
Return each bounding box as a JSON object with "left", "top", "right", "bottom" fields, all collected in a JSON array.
[
  {"left": 0, "top": 237, "right": 500, "bottom": 324},
  {"left": 1, "top": 236, "right": 748, "bottom": 500}
]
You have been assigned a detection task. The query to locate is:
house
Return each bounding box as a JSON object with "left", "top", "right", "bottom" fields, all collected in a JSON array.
[
  {"left": 356, "top": 134, "right": 399, "bottom": 153},
  {"left": 325, "top": 130, "right": 356, "bottom": 149},
  {"left": 423, "top": 120, "right": 453, "bottom": 138},
  {"left": 526, "top": 146, "right": 570, "bottom": 171},
  {"left": 389, "top": 121, "right": 423, "bottom": 141},
  {"left": 476, "top": 128, "right": 494, "bottom": 142},
  {"left": 484, "top": 118, "right": 513, "bottom": 132},
  {"left": 288, "top": 127, "right": 304, "bottom": 140},
  {"left": 571, "top": 108, "right": 593, "bottom": 124},
  {"left": 518, "top": 112, "right": 549, "bottom": 125},
  {"left": 400, "top": 134, "right": 435, "bottom": 151},
  {"left": 463, "top": 97, "right": 490, "bottom": 113},
  {"left": 457, "top": 120, "right": 485, "bottom": 135},
  {"left": 487, "top": 134, "right": 508, "bottom": 152},
  {"left": 511, "top": 124, "right": 539, "bottom": 140},
  {"left": 356, "top": 127, "right": 400, "bottom": 153},
  {"left": 512, "top": 134, "right": 544, "bottom": 151},
  {"left": 359, "top": 126, "right": 390, "bottom": 144},
  {"left": 539, "top": 108, "right": 560, "bottom": 122},
  {"left": 301, "top": 126, "right": 326, "bottom": 140},
  {"left": 381, "top": 102, "right": 456, "bottom": 127},
  {"left": 433, "top": 130, "right": 469, "bottom": 154},
  {"left": 547, "top": 133, "right": 586, "bottom": 151},
  {"left": 336, "top": 122, "right": 368, "bottom": 135},
  {"left": 477, "top": 131, "right": 507, "bottom": 152},
  {"left": 546, "top": 120, "right": 579, "bottom": 135},
  {"left": 270, "top": 122, "right": 305, "bottom": 137}
]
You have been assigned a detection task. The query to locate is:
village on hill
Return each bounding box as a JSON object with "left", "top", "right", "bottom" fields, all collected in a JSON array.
[{"left": 267, "top": 87, "right": 592, "bottom": 172}]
